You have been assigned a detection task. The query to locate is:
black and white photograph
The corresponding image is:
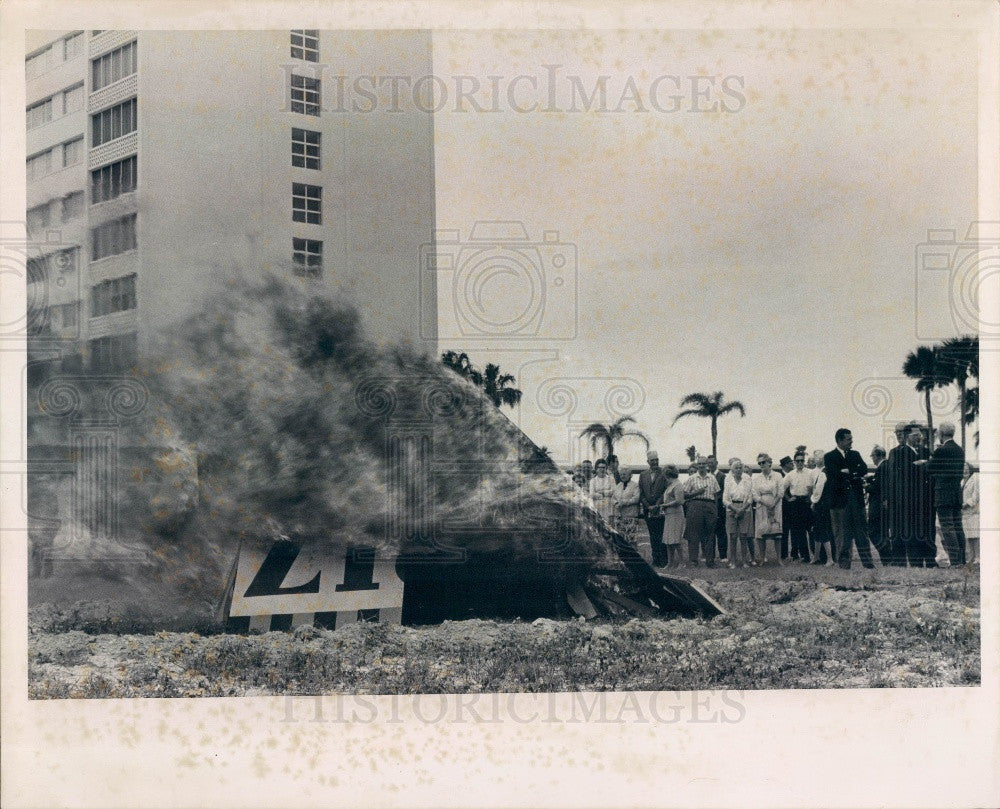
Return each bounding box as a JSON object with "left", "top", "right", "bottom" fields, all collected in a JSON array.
[{"left": 2, "top": 1, "right": 998, "bottom": 807}]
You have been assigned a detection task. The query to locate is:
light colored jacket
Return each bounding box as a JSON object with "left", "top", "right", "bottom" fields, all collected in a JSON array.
[{"left": 613, "top": 478, "right": 641, "bottom": 518}]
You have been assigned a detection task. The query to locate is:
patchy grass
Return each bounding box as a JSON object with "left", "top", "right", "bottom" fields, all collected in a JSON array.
[{"left": 28, "top": 565, "right": 980, "bottom": 698}]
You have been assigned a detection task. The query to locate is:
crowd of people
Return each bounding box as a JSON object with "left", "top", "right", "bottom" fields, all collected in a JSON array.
[{"left": 572, "top": 421, "right": 981, "bottom": 571}]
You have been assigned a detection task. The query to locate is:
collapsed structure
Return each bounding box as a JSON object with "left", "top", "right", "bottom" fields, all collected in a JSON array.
[{"left": 28, "top": 276, "right": 721, "bottom": 628}]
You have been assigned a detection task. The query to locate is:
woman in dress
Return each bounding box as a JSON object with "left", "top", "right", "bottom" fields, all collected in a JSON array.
[
  {"left": 723, "top": 457, "right": 754, "bottom": 568},
  {"left": 751, "top": 453, "right": 784, "bottom": 565},
  {"left": 612, "top": 466, "right": 641, "bottom": 546},
  {"left": 588, "top": 459, "right": 617, "bottom": 524},
  {"left": 962, "top": 462, "right": 980, "bottom": 566},
  {"left": 660, "top": 464, "right": 686, "bottom": 568}
]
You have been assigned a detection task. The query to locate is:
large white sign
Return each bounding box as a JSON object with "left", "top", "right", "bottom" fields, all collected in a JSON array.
[{"left": 227, "top": 540, "right": 404, "bottom": 631}]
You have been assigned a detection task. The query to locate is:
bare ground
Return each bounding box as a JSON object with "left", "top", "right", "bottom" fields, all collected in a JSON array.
[{"left": 28, "top": 564, "right": 980, "bottom": 698}]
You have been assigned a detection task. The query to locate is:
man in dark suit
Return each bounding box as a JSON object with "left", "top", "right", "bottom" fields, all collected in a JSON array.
[
  {"left": 824, "top": 428, "right": 876, "bottom": 569},
  {"left": 885, "top": 421, "right": 915, "bottom": 566},
  {"left": 639, "top": 451, "right": 670, "bottom": 567},
  {"left": 923, "top": 421, "right": 966, "bottom": 566}
]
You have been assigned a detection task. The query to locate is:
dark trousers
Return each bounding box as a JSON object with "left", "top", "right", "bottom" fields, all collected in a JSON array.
[
  {"left": 787, "top": 498, "right": 811, "bottom": 561},
  {"left": 867, "top": 509, "right": 891, "bottom": 566},
  {"left": 645, "top": 516, "right": 667, "bottom": 566},
  {"left": 780, "top": 500, "right": 790, "bottom": 559},
  {"left": 937, "top": 507, "right": 966, "bottom": 566},
  {"left": 830, "top": 498, "right": 874, "bottom": 568},
  {"left": 685, "top": 500, "right": 717, "bottom": 565},
  {"left": 715, "top": 500, "right": 728, "bottom": 559}
]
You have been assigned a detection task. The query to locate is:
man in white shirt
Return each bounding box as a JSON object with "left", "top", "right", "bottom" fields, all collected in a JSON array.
[
  {"left": 782, "top": 450, "right": 815, "bottom": 562},
  {"left": 683, "top": 456, "right": 721, "bottom": 567},
  {"left": 723, "top": 457, "right": 754, "bottom": 567}
]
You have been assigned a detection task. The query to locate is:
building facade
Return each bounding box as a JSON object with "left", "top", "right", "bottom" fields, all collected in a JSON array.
[{"left": 26, "top": 29, "right": 437, "bottom": 373}]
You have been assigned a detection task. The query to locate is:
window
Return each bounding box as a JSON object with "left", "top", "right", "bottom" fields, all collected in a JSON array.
[
  {"left": 91, "top": 214, "right": 137, "bottom": 260},
  {"left": 290, "top": 74, "right": 320, "bottom": 115},
  {"left": 61, "top": 192, "right": 84, "bottom": 222},
  {"left": 91, "top": 98, "right": 137, "bottom": 146},
  {"left": 26, "top": 150, "right": 52, "bottom": 181},
  {"left": 60, "top": 302, "right": 79, "bottom": 329},
  {"left": 63, "top": 137, "right": 84, "bottom": 167},
  {"left": 91, "top": 156, "right": 137, "bottom": 204},
  {"left": 26, "top": 97, "right": 53, "bottom": 130},
  {"left": 91, "top": 41, "right": 137, "bottom": 91},
  {"left": 26, "top": 46, "right": 52, "bottom": 79},
  {"left": 91, "top": 273, "right": 137, "bottom": 317},
  {"left": 293, "top": 238, "right": 323, "bottom": 276},
  {"left": 89, "top": 333, "right": 138, "bottom": 373},
  {"left": 63, "top": 32, "right": 84, "bottom": 60},
  {"left": 27, "top": 203, "right": 52, "bottom": 232},
  {"left": 290, "top": 30, "right": 319, "bottom": 61},
  {"left": 62, "top": 83, "right": 84, "bottom": 114},
  {"left": 292, "top": 183, "right": 322, "bottom": 224},
  {"left": 292, "top": 128, "right": 321, "bottom": 169}
]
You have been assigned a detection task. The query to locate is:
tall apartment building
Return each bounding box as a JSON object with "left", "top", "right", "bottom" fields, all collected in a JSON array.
[{"left": 26, "top": 30, "right": 437, "bottom": 373}]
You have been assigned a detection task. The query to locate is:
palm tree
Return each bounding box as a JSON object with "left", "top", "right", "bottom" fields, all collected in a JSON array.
[
  {"left": 578, "top": 415, "right": 650, "bottom": 463},
  {"left": 672, "top": 391, "right": 746, "bottom": 459},
  {"left": 902, "top": 345, "right": 949, "bottom": 443},
  {"left": 479, "top": 363, "right": 522, "bottom": 409},
  {"left": 441, "top": 353, "right": 521, "bottom": 409},
  {"left": 441, "top": 350, "right": 482, "bottom": 386},
  {"left": 937, "top": 335, "right": 979, "bottom": 449}
]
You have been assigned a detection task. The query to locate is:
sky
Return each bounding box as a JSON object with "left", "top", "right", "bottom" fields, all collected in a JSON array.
[{"left": 430, "top": 26, "right": 981, "bottom": 466}]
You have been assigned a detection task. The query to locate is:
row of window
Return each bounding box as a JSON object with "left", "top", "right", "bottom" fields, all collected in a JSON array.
[
  {"left": 91, "top": 273, "right": 137, "bottom": 317},
  {"left": 89, "top": 333, "right": 138, "bottom": 373},
  {"left": 27, "top": 193, "right": 85, "bottom": 232},
  {"left": 25, "top": 32, "right": 84, "bottom": 79},
  {"left": 26, "top": 83, "right": 84, "bottom": 130},
  {"left": 92, "top": 98, "right": 137, "bottom": 147},
  {"left": 26, "top": 136, "right": 85, "bottom": 180},
  {"left": 92, "top": 155, "right": 137, "bottom": 203},
  {"left": 92, "top": 41, "right": 137, "bottom": 91},
  {"left": 91, "top": 214, "right": 137, "bottom": 261}
]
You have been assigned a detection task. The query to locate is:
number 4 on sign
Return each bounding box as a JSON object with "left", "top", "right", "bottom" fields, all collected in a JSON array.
[{"left": 228, "top": 540, "right": 404, "bottom": 620}]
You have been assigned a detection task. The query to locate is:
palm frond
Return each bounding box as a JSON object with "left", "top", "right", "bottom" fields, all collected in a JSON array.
[{"left": 671, "top": 408, "right": 704, "bottom": 426}]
